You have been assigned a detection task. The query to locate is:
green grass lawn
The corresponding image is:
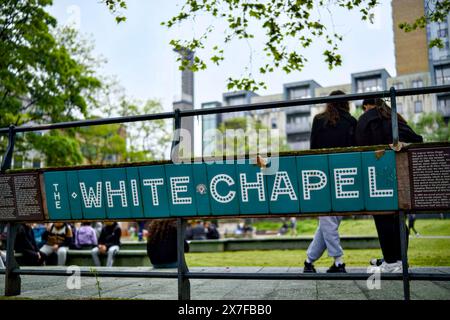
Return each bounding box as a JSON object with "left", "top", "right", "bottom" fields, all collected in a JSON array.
[
  {"left": 186, "top": 238, "right": 450, "bottom": 267},
  {"left": 253, "top": 218, "right": 450, "bottom": 236},
  {"left": 186, "top": 219, "right": 450, "bottom": 267}
]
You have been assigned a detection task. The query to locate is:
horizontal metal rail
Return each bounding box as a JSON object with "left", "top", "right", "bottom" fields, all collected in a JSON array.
[
  {"left": 1, "top": 84, "right": 449, "bottom": 134},
  {"left": 2, "top": 268, "right": 450, "bottom": 281}
]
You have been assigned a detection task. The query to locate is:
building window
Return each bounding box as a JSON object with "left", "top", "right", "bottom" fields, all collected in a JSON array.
[
  {"left": 32, "top": 159, "right": 41, "bottom": 168},
  {"left": 438, "top": 95, "right": 450, "bottom": 117},
  {"left": 414, "top": 100, "right": 423, "bottom": 113},
  {"left": 435, "top": 64, "right": 450, "bottom": 85},
  {"left": 393, "top": 82, "right": 404, "bottom": 90},
  {"left": 226, "top": 95, "right": 246, "bottom": 106},
  {"left": 356, "top": 77, "right": 382, "bottom": 93},
  {"left": 288, "top": 86, "right": 310, "bottom": 99},
  {"left": 13, "top": 156, "right": 23, "bottom": 169},
  {"left": 439, "top": 28, "right": 448, "bottom": 38},
  {"left": 271, "top": 118, "right": 277, "bottom": 129},
  {"left": 412, "top": 79, "right": 423, "bottom": 88}
]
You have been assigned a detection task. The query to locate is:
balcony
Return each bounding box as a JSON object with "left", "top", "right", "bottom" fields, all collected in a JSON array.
[
  {"left": 285, "top": 105, "right": 310, "bottom": 114},
  {"left": 286, "top": 123, "right": 311, "bottom": 134}
]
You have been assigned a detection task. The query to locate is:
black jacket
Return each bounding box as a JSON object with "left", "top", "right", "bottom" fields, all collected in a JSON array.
[
  {"left": 98, "top": 223, "right": 121, "bottom": 249},
  {"left": 310, "top": 110, "right": 357, "bottom": 149},
  {"left": 355, "top": 108, "right": 423, "bottom": 146},
  {"left": 146, "top": 225, "right": 189, "bottom": 265},
  {"left": 15, "top": 224, "right": 43, "bottom": 265}
]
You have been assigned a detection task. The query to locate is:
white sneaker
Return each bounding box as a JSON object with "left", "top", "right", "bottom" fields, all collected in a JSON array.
[{"left": 380, "top": 261, "right": 403, "bottom": 273}]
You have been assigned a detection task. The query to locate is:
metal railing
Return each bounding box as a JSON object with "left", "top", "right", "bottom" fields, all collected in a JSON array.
[{"left": 1, "top": 84, "right": 450, "bottom": 300}]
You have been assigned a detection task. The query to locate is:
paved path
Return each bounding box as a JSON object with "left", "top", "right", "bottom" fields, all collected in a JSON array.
[{"left": 1, "top": 267, "right": 450, "bottom": 300}]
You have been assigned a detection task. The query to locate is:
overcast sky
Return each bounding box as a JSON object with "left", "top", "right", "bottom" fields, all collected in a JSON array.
[{"left": 48, "top": 0, "right": 396, "bottom": 112}]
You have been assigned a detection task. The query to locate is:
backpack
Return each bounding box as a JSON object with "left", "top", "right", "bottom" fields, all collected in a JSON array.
[{"left": 75, "top": 226, "right": 96, "bottom": 248}]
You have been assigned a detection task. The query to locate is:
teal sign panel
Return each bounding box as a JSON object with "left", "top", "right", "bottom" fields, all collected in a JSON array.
[
  {"left": 40, "top": 150, "right": 400, "bottom": 220},
  {"left": 297, "top": 155, "right": 332, "bottom": 213},
  {"left": 67, "top": 171, "right": 83, "bottom": 219},
  {"left": 266, "top": 157, "right": 300, "bottom": 214},
  {"left": 44, "top": 172, "right": 71, "bottom": 220},
  {"left": 126, "top": 167, "right": 144, "bottom": 218},
  {"left": 192, "top": 163, "right": 211, "bottom": 216},
  {"left": 165, "top": 164, "right": 197, "bottom": 216},
  {"left": 206, "top": 163, "right": 240, "bottom": 216},
  {"left": 362, "top": 151, "right": 398, "bottom": 211},
  {"left": 139, "top": 165, "right": 170, "bottom": 218},
  {"left": 78, "top": 169, "right": 106, "bottom": 219},
  {"left": 329, "top": 153, "right": 365, "bottom": 212},
  {"left": 235, "top": 160, "right": 269, "bottom": 215},
  {"left": 102, "top": 168, "right": 131, "bottom": 219}
]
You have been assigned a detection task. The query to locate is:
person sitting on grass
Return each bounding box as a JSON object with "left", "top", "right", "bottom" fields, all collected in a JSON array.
[
  {"left": 91, "top": 221, "right": 121, "bottom": 267},
  {"left": 39, "top": 222, "right": 73, "bottom": 266}
]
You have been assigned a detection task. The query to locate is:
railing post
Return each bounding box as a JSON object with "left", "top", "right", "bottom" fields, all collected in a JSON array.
[
  {"left": 5, "top": 223, "right": 20, "bottom": 296},
  {"left": 177, "top": 218, "right": 190, "bottom": 300},
  {"left": 1, "top": 124, "right": 21, "bottom": 296},
  {"left": 1, "top": 125, "right": 16, "bottom": 173},
  {"left": 389, "top": 87, "right": 400, "bottom": 148},
  {"left": 399, "top": 211, "right": 410, "bottom": 300},
  {"left": 171, "top": 108, "right": 181, "bottom": 163}
]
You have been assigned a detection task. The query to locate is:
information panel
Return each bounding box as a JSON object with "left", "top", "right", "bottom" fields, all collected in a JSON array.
[
  {"left": 0, "top": 173, "right": 44, "bottom": 221},
  {"left": 409, "top": 147, "right": 450, "bottom": 210}
]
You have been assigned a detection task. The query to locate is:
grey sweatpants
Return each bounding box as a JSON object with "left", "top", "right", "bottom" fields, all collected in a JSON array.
[
  {"left": 40, "top": 245, "right": 68, "bottom": 266},
  {"left": 91, "top": 245, "right": 120, "bottom": 267},
  {"left": 0, "top": 251, "right": 5, "bottom": 268},
  {"left": 306, "top": 216, "right": 344, "bottom": 262}
]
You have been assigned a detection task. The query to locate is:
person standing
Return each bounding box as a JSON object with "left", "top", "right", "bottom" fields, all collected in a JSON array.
[
  {"left": 289, "top": 217, "right": 298, "bottom": 236},
  {"left": 356, "top": 98, "right": 423, "bottom": 272},
  {"left": 304, "top": 90, "right": 357, "bottom": 273},
  {"left": 408, "top": 214, "right": 420, "bottom": 237}
]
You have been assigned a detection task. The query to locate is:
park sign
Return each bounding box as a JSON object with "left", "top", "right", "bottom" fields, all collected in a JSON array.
[
  {"left": 42, "top": 150, "right": 399, "bottom": 220},
  {"left": 1, "top": 149, "right": 398, "bottom": 221},
  {"left": 0, "top": 144, "right": 449, "bottom": 222}
]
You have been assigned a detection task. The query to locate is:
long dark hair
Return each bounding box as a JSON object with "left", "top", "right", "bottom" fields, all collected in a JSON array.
[
  {"left": 319, "top": 90, "right": 350, "bottom": 127},
  {"left": 147, "top": 219, "right": 177, "bottom": 245},
  {"left": 362, "top": 98, "right": 407, "bottom": 124}
]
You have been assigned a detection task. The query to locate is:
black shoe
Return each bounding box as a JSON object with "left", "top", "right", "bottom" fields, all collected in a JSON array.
[
  {"left": 326, "top": 263, "right": 347, "bottom": 273},
  {"left": 303, "top": 261, "right": 317, "bottom": 273}
]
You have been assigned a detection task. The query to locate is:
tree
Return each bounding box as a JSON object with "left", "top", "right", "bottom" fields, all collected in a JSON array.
[
  {"left": 411, "top": 112, "right": 450, "bottom": 142},
  {"left": 93, "top": 79, "right": 172, "bottom": 162},
  {"left": 0, "top": 1, "right": 101, "bottom": 127},
  {"left": 1, "top": 2, "right": 171, "bottom": 167},
  {"left": 399, "top": 0, "right": 450, "bottom": 49},
  {"left": 0, "top": 1, "right": 102, "bottom": 166},
  {"left": 121, "top": 99, "right": 172, "bottom": 162},
  {"left": 207, "top": 116, "right": 289, "bottom": 158},
  {"left": 103, "top": 1, "right": 449, "bottom": 91}
]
